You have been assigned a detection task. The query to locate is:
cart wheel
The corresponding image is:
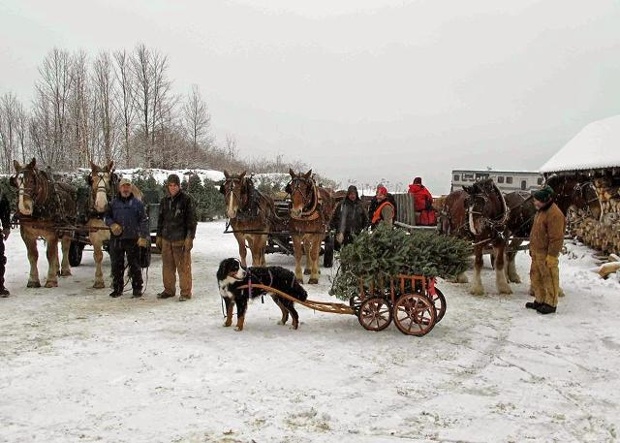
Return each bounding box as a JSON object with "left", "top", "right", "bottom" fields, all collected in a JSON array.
[
  {"left": 428, "top": 288, "right": 447, "bottom": 323},
  {"left": 69, "top": 241, "right": 84, "bottom": 267},
  {"left": 393, "top": 293, "right": 436, "bottom": 336},
  {"left": 358, "top": 297, "right": 392, "bottom": 332},
  {"left": 323, "top": 233, "right": 334, "bottom": 268}
]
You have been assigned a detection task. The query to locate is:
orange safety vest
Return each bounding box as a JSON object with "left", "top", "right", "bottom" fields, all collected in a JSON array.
[{"left": 371, "top": 200, "right": 394, "bottom": 225}]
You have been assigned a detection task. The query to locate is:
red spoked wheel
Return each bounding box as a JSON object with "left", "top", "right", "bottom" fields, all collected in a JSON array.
[
  {"left": 357, "top": 297, "right": 392, "bottom": 332},
  {"left": 427, "top": 287, "right": 447, "bottom": 323},
  {"left": 393, "top": 293, "right": 437, "bottom": 336}
]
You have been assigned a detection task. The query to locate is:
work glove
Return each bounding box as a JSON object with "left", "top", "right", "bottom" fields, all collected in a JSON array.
[
  {"left": 335, "top": 232, "right": 344, "bottom": 244},
  {"left": 137, "top": 237, "right": 149, "bottom": 248},
  {"left": 184, "top": 237, "right": 194, "bottom": 251},
  {"left": 155, "top": 236, "right": 162, "bottom": 250},
  {"left": 2, "top": 228, "right": 9, "bottom": 240},
  {"left": 110, "top": 223, "right": 123, "bottom": 236},
  {"left": 545, "top": 255, "right": 559, "bottom": 267}
]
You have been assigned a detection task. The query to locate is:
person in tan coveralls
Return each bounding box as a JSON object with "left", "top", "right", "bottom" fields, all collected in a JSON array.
[
  {"left": 526, "top": 185, "right": 565, "bottom": 314},
  {"left": 156, "top": 174, "right": 197, "bottom": 302}
]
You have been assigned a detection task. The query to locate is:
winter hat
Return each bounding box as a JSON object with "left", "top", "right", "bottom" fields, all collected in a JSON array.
[
  {"left": 413, "top": 177, "right": 422, "bottom": 185},
  {"left": 376, "top": 186, "right": 388, "bottom": 196},
  {"left": 119, "top": 177, "right": 132, "bottom": 186},
  {"left": 347, "top": 185, "right": 358, "bottom": 194},
  {"left": 533, "top": 185, "right": 554, "bottom": 203},
  {"left": 167, "top": 174, "right": 181, "bottom": 186}
]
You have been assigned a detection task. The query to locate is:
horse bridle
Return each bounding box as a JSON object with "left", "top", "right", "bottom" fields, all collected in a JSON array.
[
  {"left": 92, "top": 172, "right": 113, "bottom": 199},
  {"left": 224, "top": 177, "right": 249, "bottom": 214},
  {"left": 287, "top": 176, "right": 319, "bottom": 218},
  {"left": 17, "top": 168, "right": 45, "bottom": 206},
  {"left": 465, "top": 185, "right": 509, "bottom": 235}
]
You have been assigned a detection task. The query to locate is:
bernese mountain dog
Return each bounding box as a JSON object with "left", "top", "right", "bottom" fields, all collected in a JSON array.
[{"left": 216, "top": 258, "right": 308, "bottom": 331}]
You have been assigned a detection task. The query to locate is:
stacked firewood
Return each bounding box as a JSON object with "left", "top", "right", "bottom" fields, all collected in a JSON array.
[{"left": 570, "top": 177, "right": 620, "bottom": 254}]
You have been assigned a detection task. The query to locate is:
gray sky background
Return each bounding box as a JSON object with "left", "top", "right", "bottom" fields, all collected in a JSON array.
[{"left": 1, "top": 0, "right": 619, "bottom": 193}]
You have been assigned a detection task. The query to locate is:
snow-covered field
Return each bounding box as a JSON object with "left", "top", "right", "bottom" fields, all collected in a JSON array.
[{"left": 1, "top": 221, "right": 619, "bottom": 443}]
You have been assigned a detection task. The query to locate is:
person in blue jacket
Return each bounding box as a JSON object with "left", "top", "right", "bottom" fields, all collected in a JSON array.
[{"left": 104, "top": 177, "right": 149, "bottom": 298}]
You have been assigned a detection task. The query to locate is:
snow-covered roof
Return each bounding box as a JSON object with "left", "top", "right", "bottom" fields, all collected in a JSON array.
[{"left": 540, "top": 115, "right": 620, "bottom": 173}]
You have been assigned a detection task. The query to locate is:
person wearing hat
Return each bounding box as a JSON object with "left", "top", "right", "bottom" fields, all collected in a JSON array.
[
  {"left": 155, "top": 174, "right": 197, "bottom": 301},
  {"left": 104, "top": 177, "right": 149, "bottom": 298},
  {"left": 527, "top": 185, "right": 565, "bottom": 314},
  {"left": 408, "top": 177, "right": 436, "bottom": 226},
  {"left": 331, "top": 185, "right": 368, "bottom": 248},
  {"left": 370, "top": 185, "right": 395, "bottom": 229}
]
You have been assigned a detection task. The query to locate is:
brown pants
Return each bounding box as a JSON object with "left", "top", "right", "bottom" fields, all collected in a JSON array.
[
  {"left": 161, "top": 238, "right": 192, "bottom": 297},
  {"left": 530, "top": 253, "right": 560, "bottom": 307}
]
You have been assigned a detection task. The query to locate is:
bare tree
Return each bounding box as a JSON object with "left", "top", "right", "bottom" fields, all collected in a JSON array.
[
  {"left": 69, "top": 50, "right": 91, "bottom": 168},
  {"left": 32, "top": 48, "right": 74, "bottom": 167},
  {"left": 131, "top": 44, "right": 176, "bottom": 168},
  {"left": 0, "top": 92, "right": 25, "bottom": 172},
  {"left": 181, "top": 84, "right": 212, "bottom": 162},
  {"left": 92, "top": 51, "right": 118, "bottom": 163},
  {"left": 113, "top": 49, "right": 136, "bottom": 167}
]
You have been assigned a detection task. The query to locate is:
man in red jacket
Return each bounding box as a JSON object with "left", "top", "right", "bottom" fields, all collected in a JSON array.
[{"left": 408, "top": 177, "right": 436, "bottom": 226}]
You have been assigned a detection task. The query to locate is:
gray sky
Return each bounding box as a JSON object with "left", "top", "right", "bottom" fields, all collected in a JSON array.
[{"left": 1, "top": 0, "right": 619, "bottom": 193}]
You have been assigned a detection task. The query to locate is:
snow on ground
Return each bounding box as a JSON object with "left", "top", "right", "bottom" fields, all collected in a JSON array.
[{"left": 1, "top": 221, "right": 619, "bottom": 443}]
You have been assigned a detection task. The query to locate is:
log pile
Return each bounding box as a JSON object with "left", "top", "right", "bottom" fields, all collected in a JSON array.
[{"left": 570, "top": 177, "right": 620, "bottom": 255}]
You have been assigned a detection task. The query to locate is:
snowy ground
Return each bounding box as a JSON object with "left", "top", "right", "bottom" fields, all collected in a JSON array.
[{"left": 1, "top": 221, "right": 619, "bottom": 443}]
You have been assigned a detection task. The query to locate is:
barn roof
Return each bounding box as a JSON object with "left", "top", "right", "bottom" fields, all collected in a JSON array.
[{"left": 539, "top": 115, "right": 620, "bottom": 173}]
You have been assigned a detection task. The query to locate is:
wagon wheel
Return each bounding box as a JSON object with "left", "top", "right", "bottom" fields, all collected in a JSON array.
[
  {"left": 358, "top": 297, "right": 392, "bottom": 332},
  {"left": 69, "top": 240, "right": 84, "bottom": 267},
  {"left": 393, "top": 293, "right": 436, "bottom": 336},
  {"left": 427, "top": 287, "right": 447, "bottom": 323}
]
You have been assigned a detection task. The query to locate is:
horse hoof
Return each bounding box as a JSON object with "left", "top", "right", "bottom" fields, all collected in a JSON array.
[
  {"left": 60, "top": 270, "right": 72, "bottom": 277},
  {"left": 44, "top": 281, "right": 58, "bottom": 288},
  {"left": 469, "top": 288, "right": 484, "bottom": 296},
  {"left": 93, "top": 281, "right": 106, "bottom": 289},
  {"left": 307, "top": 278, "right": 319, "bottom": 284},
  {"left": 509, "top": 277, "right": 521, "bottom": 284},
  {"left": 27, "top": 281, "right": 41, "bottom": 288},
  {"left": 499, "top": 287, "right": 513, "bottom": 295}
]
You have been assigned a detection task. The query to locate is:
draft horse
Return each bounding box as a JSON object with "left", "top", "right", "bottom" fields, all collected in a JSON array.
[
  {"left": 438, "top": 189, "right": 471, "bottom": 283},
  {"left": 220, "top": 170, "right": 277, "bottom": 267},
  {"left": 85, "top": 160, "right": 118, "bottom": 288},
  {"left": 503, "top": 174, "right": 602, "bottom": 284},
  {"left": 464, "top": 179, "right": 512, "bottom": 295},
  {"left": 285, "top": 169, "right": 335, "bottom": 284},
  {"left": 11, "top": 158, "right": 77, "bottom": 288}
]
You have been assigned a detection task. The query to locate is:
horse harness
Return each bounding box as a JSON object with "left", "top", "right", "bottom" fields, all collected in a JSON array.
[{"left": 17, "top": 167, "right": 74, "bottom": 224}]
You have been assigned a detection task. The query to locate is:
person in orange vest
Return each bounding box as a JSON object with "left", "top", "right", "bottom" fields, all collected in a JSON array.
[
  {"left": 370, "top": 185, "right": 395, "bottom": 228},
  {"left": 408, "top": 177, "right": 436, "bottom": 226}
]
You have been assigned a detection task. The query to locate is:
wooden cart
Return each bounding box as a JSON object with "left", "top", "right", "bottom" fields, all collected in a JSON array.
[{"left": 238, "top": 273, "right": 445, "bottom": 336}]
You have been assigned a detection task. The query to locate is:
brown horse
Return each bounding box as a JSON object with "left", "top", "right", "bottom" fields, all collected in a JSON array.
[
  {"left": 220, "top": 170, "right": 277, "bottom": 267},
  {"left": 464, "top": 179, "right": 512, "bottom": 295},
  {"left": 11, "top": 158, "right": 77, "bottom": 288},
  {"left": 438, "top": 190, "right": 471, "bottom": 283},
  {"left": 286, "top": 169, "right": 335, "bottom": 284},
  {"left": 503, "top": 174, "right": 602, "bottom": 283}
]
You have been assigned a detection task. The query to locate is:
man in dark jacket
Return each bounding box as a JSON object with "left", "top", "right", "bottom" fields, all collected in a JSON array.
[
  {"left": 156, "top": 174, "right": 197, "bottom": 301},
  {"left": 526, "top": 185, "right": 565, "bottom": 315},
  {"left": 104, "top": 177, "right": 149, "bottom": 298},
  {"left": 331, "top": 185, "right": 368, "bottom": 249},
  {"left": 0, "top": 193, "right": 11, "bottom": 297}
]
